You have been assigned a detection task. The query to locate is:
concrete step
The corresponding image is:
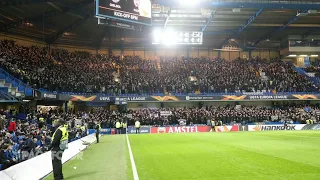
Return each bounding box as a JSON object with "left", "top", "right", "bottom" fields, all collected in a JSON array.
[
  {"left": 4, "top": 83, "right": 12, "bottom": 88},
  {"left": 0, "top": 79, "right": 5, "bottom": 86},
  {"left": 16, "top": 91, "right": 25, "bottom": 97}
]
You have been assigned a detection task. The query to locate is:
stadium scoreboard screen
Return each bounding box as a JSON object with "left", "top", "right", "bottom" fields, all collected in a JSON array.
[
  {"left": 95, "top": 0, "right": 152, "bottom": 25},
  {"left": 152, "top": 31, "right": 203, "bottom": 45}
]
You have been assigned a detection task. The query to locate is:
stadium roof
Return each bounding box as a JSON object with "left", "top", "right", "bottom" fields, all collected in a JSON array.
[{"left": 1, "top": 0, "right": 320, "bottom": 50}]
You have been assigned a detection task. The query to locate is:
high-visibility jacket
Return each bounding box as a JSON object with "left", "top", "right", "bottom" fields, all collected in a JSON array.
[
  {"left": 98, "top": 124, "right": 101, "bottom": 130},
  {"left": 39, "top": 117, "right": 45, "bottom": 122},
  {"left": 116, "top": 122, "right": 121, "bottom": 128},
  {"left": 80, "top": 126, "right": 86, "bottom": 131},
  {"left": 52, "top": 126, "right": 69, "bottom": 150},
  {"left": 135, "top": 121, "right": 140, "bottom": 128},
  {"left": 122, "top": 122, "right": 127, "bottom": 128},
  {"left": 53, "top": 119, "right": 58, "bottom": 126}
]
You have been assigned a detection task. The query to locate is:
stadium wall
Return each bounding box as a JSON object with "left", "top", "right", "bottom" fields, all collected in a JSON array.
[
  {"left": 0, "top": 33, "right": 46, "bottom": 47},
  {"left": 0, "top": 35, "right": 280, "bottom": 60},
  {"left": 50, "top": 44, "right": 99, "bottom": 54},
  {"left": 122, "top": 48, "right": 279, "bottom": 60}
]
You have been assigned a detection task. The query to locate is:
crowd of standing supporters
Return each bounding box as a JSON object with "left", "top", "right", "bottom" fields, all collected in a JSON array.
[
  {"left": 0, "top": 108, "right": 104, "bottom": 170},
  {"left": 0, "top": 40, "right": 317, "bottom": 94},
  {"left": 1, "top": 103, "right": 319, "bottom": 169},
  {"left": 125, "top": 104, "right": 320, "bottom": 126}
]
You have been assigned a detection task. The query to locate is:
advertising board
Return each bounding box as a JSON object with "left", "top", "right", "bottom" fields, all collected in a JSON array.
[
  {"left": 127, "top": 127, "right": 151, "bottom": 134},
  {"left": 248, "top": 124, "right": 306, "bottom": 131},
  {"left": 151, "top": 126, "right": 211, "bottom": 134}
]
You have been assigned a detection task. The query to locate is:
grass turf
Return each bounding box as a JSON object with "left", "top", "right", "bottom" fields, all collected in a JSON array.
[{"left": 46, "top": 131, "right": 320, "bottom": 180}]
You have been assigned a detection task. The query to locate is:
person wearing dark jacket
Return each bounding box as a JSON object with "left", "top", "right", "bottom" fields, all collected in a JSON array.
[
  {"left": 95, "top": 122, "right": 100, "bottom": 143},
  {"left": 21, "top": 134, "right": 35, "bottom": 160},
  {"left": 49, "top": 119, "right": 69, "bottom": 180},
  {"left": 0, "top": 117, "right": 4, "bottom": 130},
  {"left": 0, "top": 144, "right": 16, "bottom": 169}
]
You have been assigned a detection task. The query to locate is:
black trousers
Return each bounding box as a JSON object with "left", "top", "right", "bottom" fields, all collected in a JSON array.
[
  {"left": 51, "top": 150, "right": 64, "bottom": 180},
  {"left": 117, "top": 128, "right": 121, "bottom": 134},
  {"left": 96, "top": 133, "right": 99, "bottom": 143},
  {"left": 136, "top": 127, "right": 140, "bottom": 134}
]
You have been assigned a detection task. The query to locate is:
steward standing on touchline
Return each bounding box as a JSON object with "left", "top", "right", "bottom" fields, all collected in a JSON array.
[
  {"left": 49, "top": 119, "right": 69, "bottom": 180},
  {"left": 95, "top": 121, "right": 101, "bottom": 143},
  {"left": 135, "top": 119, "right": 140, "bottom": 134},
  {"left": 116, "top": 120, "right": 121, "bottom": 134}
]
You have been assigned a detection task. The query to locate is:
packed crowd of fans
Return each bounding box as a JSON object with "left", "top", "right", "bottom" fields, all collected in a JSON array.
[
  {"left": 0, "top": 40, "right": 317, "bottom": 94},
  {"left": 77, "top": 104, "right": 320, "bottom": 128},
  {"left": 0, "top": 108, "right": 98, "bottom": 170},
  {"left": 304, "top": 59, "right": 320, "bottom": 77},
  {"left": 125, "top": 104, "right": 320, "bottom": 126},
  {"left": 1, "top": 103, "right": 319, "bottom": 170}
]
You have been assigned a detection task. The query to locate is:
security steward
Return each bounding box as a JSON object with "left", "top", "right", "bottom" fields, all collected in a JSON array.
[
  {"left": 39, "top": 116, "right": 45, "bottom": 129},
  {"left": 116, "top": 120, "right": 121, "bottom": 134},
  {"left": 122, "top": 121, "right": 127, "bottom": 134},
  {"left": 49, "top": 119, "right": 69, "bottom": 180},
  {"left": 95, "top": 122, "right": 101, "bottom": 143},
  {"left": 135, "top": 119, "right": 141, "bottom": 134},
  {"left": 211, "top": 119, "right": 215, "bottom": 132}
]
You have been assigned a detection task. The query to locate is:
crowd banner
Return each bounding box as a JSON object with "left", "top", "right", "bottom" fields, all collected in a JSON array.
[
  {"left": 248, "top": 124, "right": 306, "bottom": 131},
  {"left": 151, "top": 126, "right": 212, "bottom": 134},
  {"left": 127, "top": 127, "right": 151, "bottom": 134},
  {"left": 88, "top": 128, "right": 112, "bottom": 135},
  {"left": 3, "top": 134, "right": 97, "bottom": 180},
  {"left": 160, "top": 111, "right": 172, "bottom": 116}
]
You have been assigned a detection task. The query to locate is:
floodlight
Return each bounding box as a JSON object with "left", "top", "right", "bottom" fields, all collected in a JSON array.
[
  {"left": 153, "top": 29, "right": 162, "bottom": 43},
  {"left": 163, "top": 29, "right": 177, "bottom": 46},
  {"left": 178, "top": 0, "right": 200, "bottom": 6}
]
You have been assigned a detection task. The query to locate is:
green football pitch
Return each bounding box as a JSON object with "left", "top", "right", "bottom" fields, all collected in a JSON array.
[{"left": 46, "top": 131, "right": 320, "bottom": 180}]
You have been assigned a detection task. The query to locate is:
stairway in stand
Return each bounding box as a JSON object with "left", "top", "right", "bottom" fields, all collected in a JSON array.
[
  {"left": 292, "top": 65, "right": 320, "bottom": 86},
  {"left": 0, "top": 68, "right": 34, "bottom": 99}
]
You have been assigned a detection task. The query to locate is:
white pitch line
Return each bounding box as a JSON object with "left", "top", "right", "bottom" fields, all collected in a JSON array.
[{"left": 126, "top": 133, "right": 139, "bottom": 180}]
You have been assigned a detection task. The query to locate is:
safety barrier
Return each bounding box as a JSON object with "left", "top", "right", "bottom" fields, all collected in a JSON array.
[{"left": 0, "top": 134, "right": 97, "bottom": 180}]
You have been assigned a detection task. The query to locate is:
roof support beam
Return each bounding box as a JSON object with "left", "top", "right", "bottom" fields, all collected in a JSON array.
[
  {"left": 236, "top": 8, "right": 263, "bottom": 34},
  {"left": 0, "top": 0, "right": 45, "bottom": 7},
  {"left": 255, "top": 9, "right": 308, "bottom": 46},
  {"left": 97, "top": 26, "right": 110, "bottom": 49},
  {"left": 154, "top": 0, "right": 320, "bottom": 10},
  {"left": 201, "top": 9, "right": 217, "bottom": 32},
  {"left": 219, "top": 8, "right": 263, "bottom": 48},
  {"left": 46, "top": 15, "right": 89, "bottom": 44},
  {"left": 163, "top": 9, "right": 171, "bottom": 29},
  {"left": 1, "top": 0, "right": 92, "bottom": 31},
  {"left": 302, "top": 28, "right": 320, "bottom": 39}
]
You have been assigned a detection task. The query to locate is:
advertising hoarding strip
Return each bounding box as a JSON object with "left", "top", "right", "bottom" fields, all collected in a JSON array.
[
  {"left": 248, "top": 124, "right": 307, "bottom": 131},
  {"left": 42, "top": 93, "right": 320, "bottom": 102}
]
